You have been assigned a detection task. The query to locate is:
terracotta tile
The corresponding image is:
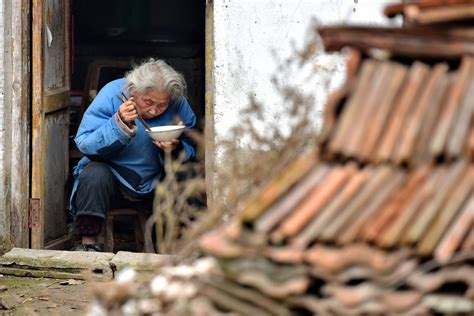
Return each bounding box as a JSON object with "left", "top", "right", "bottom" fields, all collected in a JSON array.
[
  {"left": 469, "top": 119, "right": 474, "bottom": 159},
  {"left": 321, "top": 167, "right": 393, "bottom": 241},
  {"left": 322, "top": 283, "right": 377, "bottom": 307},
  {"left": 376, "top": 167, "right": 445, "bottom": 248},
  {"left": 304, "top": 244, "right": 409, "bottom": 274},
  {"left": 194, "top": 9, "right": 474, "bottom": 315},
  {"left": 344, "top": 47, "right": 363, "bottom": 83},
  {"left": 325, "top": 259, "right": 418, "bottom": 287},
  {"left": 402, "top": 160, "right": 468, "bottom": 245},
  {"left": 263, "top": 246, "right": 305, "bottom": 264},
  {"left": 199, "top": 228, "right": 253, "bottom": 258},
  {"left": 417, "top": 165, "right": 473, "bottom": 255},
  {"left": 461, "top": 222, "right": 474, "bottom": 251},
  {"left": 395, "top": 63, "right": 449, "bottom": 164},
  {"left": 239, "top": 150, "right": 318, "bottom": 223},
  {"left": 329, "top": 60, "right": 377, "bottom": 155},
  {"left": 376, "top": 62, "right": 430, "bottom": 162},
  {"left": 344, "top": 62, "right": 392, "bottom": 158},
  {"left": 200, "top": 285, "right": 274, "bottom": 316},
  {"left": 379, "top": 259, "right": 419, "bottom": 286},
  {"left": 407, "top": 266, "right": 474, "bottom": 293},
  {"left": 360, "top": 63, "right": 408, "bottom": 160},
  {"left": 413, "top": 72, "right": 451, "bottom": 165},
  {"left": 205, "top": 278, "right": 292, "bottom": 315},
  {"left": 382, "top": 290, "right": 424, "bottom": 313},
  {"left": 324, "top": 284, "right": 424, "bottom": 312},
  {"left": 339, "top": 169, "right": 405, "bottom": 244},
  {"left": 326, "top": 300, "right": 385, "bottom": 315},
  {"left": 223, "top": 220, "right": 242, "bottom": 240},
  {"left": 272, "top": 164, "right": 356, "bottom": 242},
  {"left": 434, "top": 195, "right": 473, "bottom": 262},
  {"left": 319, "top": 48, "right": 361, "bottom": 145},
  {"left": 291, "top": 168, "right": 369, "bottom": 248},
  {"left": 236, "top": 271, "right": 309, "bottom": 299},
  {"left": 430, "top": 57, "right": 473, "bottom": 157},
  {"left": 254, "top": 164, "right": 330, "bottom": 234},
  {"left": 363, "top": 165, "right": 430, "bottom": 242},
  {"left": 446, "top": 60, "right": 474, "bottom": 157},
  {"left": 330, "top": 266, "right": 374, "bottom": 283}
]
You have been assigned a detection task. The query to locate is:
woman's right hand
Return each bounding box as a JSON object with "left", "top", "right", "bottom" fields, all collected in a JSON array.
[{"left": 118, "top": 97, "right": 138, "bottom": 125}]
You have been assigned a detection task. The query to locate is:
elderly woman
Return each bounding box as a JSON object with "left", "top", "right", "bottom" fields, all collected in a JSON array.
[{"left": 71, "top": 59, "right": 196, "bottom": 251}]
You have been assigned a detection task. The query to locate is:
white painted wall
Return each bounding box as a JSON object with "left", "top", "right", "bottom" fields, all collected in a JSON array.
[{"left": 213, "top": 0, "right": 400, "bottom": 148}]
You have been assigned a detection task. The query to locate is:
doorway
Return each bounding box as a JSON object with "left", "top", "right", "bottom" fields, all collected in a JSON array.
[{"left": 31, "top": 0, "right": 206, "bottom": 249}]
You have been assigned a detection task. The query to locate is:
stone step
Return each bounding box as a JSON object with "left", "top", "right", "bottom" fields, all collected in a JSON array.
[{"left": 0, "top": 248, "right": 173, "bottom": 280}]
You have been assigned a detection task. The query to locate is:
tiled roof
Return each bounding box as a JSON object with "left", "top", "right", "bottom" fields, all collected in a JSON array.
[
  {"left": 84, "top": 2, "right": 473, "bottom": 314},
  {"left": 319, "top": 56, "right": 474, "bottom": 165},
  {"left": 195, "top": 1, "right": 474, "bottom": 315},
  {"left": 202, "top": 159, "right": 472, "bottom": 259}
]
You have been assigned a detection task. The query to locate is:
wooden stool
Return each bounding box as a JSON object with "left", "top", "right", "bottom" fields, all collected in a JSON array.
[{"left": 101, "top": 208, "right": 149, "bottom": 253}]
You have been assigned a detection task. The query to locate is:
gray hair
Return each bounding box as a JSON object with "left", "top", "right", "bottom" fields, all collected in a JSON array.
[{"left": 125, "top": 58, "right": 186, "bottom": 101}]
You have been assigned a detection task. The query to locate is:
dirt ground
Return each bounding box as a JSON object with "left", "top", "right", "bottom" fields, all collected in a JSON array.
[{"left": 0, "top": 274, "right": 91, "bottom": 315}]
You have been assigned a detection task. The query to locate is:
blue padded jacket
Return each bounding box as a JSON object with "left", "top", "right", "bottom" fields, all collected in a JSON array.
[{"left": 70, "top": 78, "right": 196, "bottom": 213}]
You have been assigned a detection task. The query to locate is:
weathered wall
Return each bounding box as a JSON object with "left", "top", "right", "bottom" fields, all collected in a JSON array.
[
  {"left": 0, "top": 0, "right": 30, "bottom": 252},
  {"left": 0, "top": 0, "right": 8, "bottom": 251},
  {"left": 212, "top": 0, "right": 400, "bottom": 149},
  {"left": 207, "top": 0, "right": 400, "bottom": 203}
]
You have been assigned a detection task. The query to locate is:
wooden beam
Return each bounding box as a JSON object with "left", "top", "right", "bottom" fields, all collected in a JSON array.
[
  {"left": 31, "top": 0, "right": 45, "bottom": 249},
  {"left": 319, "top": 26, "right": 474, "bottom": 59}
]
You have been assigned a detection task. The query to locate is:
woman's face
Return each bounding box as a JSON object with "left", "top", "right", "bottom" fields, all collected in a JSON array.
[{"left": 133, "top": 90, "right": 170, "bottom": 119}]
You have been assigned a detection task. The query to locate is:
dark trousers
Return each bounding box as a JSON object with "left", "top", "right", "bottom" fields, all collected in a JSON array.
[{"left": 74, "top": 162, "right": 153, "bottom": 236}]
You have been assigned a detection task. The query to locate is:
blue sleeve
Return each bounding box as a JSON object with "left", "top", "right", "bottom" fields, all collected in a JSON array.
[
  {"left": 175, "top": 98, "right": 197, "bottom": 161},
  {"left": 75, "top": 81, "right": 132, "bottom": 158}
]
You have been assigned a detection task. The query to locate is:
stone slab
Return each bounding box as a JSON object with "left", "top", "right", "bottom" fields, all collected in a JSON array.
[
  {"left": 111, "top": 251, "right": 174, "bottom": 273},
  {"left": 0, "top": 248, "right": 114, "bottom": 280}
]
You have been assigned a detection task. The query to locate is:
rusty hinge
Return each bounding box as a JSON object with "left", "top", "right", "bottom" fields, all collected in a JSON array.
[{"left": 28, "top": 198, "right": 40, "bottom": 228}]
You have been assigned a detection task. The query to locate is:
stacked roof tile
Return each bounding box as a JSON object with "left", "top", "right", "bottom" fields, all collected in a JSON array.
[
  {"left": 88, "top": 1, "right": 474, "bottom": 315},
  {"left": 319, "top": 57, "right": 474, "bottom": 165},
  {"left": 195, "top": 1, "right": 474, "bottom": 315},
  {"left": 199, "top": 159, "right": 473, "bottom": 314}
]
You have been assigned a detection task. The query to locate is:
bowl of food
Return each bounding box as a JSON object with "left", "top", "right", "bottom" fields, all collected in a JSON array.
[{"left": 147, "top": 125, "right": 186, "bottom": 142}]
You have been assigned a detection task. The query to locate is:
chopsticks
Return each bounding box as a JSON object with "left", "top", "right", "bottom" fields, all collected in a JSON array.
[{"left": 117, "top": 92, "right": 152, "bottom": 132}]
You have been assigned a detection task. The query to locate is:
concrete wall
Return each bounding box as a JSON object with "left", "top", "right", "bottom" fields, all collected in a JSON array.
[{"left": 212, "top": 0, "right": 400, "bottom": 152}]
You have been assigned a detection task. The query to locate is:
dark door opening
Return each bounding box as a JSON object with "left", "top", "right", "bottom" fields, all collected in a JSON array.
[
  {"left": 70, "top": 0, "right": 205, "bottom": 137},
  {"left": 63, "top": 0, "right": 205, "bottom": 250}
]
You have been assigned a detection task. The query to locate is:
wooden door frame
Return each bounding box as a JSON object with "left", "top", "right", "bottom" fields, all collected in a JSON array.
[
  {"left": 0, "top": 0, "right": 31, "bottom": 252},
  {"left": 31, "top": 0, "right": 71, "bottom": 249}
]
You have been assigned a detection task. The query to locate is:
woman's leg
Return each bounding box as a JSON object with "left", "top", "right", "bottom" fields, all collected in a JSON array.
[{"left": 74, "top": 162, "right": 118, "bottom": 247}]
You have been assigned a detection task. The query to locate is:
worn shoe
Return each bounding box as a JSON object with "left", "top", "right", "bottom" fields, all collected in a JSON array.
[{"left": 74, "top": 243, "right": 104, "bottom": 252}]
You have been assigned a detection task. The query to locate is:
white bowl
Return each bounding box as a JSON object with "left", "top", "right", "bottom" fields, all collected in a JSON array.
[{"left": 147, "top": 125, "right": 185, "bottom": 142}]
